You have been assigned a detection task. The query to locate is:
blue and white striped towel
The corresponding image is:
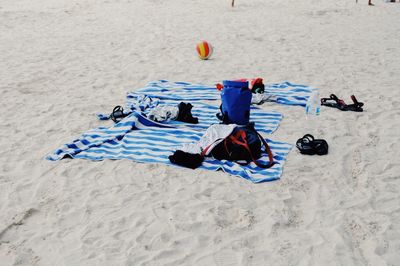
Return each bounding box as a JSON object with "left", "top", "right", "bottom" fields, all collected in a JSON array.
[
  {"left": 128, "top": 80, "right": 318, "bottom": 107},
  {"left": 47, "top": 112, "right": 292, "bottom": 183}
]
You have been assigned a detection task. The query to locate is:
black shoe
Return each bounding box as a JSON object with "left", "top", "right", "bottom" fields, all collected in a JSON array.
[{"left": 296, "top": 134, "right": 328, "bottom": 155}]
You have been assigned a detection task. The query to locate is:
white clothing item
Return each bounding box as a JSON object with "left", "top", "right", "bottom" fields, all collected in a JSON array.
[
  {"left": 180, "top": 124, "right": 237, "bottom": 155},
  {"left": 148, "top": 105, "right": 179, "bottom": 122},
  {"left": 251, "top": 93, "right": 274, "bottom": 105}
]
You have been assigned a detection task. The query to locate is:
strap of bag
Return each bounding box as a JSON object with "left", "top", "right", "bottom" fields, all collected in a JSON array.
[
  {"left": 228, "top": 130, "right": 274, "bottom": 168},
  {"left": 256, "top": 132, "right": 274, "bottom": 168}
]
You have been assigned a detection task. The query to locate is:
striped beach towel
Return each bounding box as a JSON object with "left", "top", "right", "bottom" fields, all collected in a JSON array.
[
  {"left": 47, "top": 112, "right": 292, "bottom": 183},
  {"left": 128, "top": 80, "right": 318, "bottom": 107}
]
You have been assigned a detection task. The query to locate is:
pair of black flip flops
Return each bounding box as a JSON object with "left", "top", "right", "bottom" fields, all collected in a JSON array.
[
  {"left": 321, "top": 94, "right": 364, "bottom": 112},
  {"left": 296, "top": 134, "right": 329, "bottom": 155}
]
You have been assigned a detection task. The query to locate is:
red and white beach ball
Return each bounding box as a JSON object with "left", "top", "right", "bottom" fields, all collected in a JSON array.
[{"left": 196, "top": 41, "right": 213, "bottom": 60}]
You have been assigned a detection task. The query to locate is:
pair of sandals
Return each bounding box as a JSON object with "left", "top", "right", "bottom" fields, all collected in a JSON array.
[
  {"left": 297, "top": 94, "right": 362, "bottom": 156},
  {"left": 296, "top": 134, "right": 328, "bottom": 155},
  {"left": 321, "top": 94, "right": 364, "bottom": 112}
]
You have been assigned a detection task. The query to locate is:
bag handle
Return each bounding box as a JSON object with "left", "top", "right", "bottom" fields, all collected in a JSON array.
[{"left": 256, "top": 132, "right": 274, "bottom": 168}]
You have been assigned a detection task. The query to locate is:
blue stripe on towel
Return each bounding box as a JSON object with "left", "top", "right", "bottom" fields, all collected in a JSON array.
[{"left": 47, "top": 112, "right": 292, "bottom": 183}]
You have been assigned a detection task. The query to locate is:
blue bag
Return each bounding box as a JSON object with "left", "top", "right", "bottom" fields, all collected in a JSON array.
[{"left": 220, "top": 80, "right": 252, "bottom": 125}]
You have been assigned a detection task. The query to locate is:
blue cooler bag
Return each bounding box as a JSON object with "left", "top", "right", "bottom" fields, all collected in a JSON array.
[{"left": 220, "top": 80, "right": 252, "bottom": 125}]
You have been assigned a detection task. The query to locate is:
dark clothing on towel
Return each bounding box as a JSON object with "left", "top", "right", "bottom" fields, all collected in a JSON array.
[
  {"left": 168, "top": 150, "right": 204, "bottom": 169},
  {"left": 176, "top": 102, "right": 198, "bottom": 124}
]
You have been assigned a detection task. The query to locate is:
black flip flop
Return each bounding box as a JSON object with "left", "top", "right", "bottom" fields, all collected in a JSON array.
[
  {"left": 296, "top": 134, "right": 329, "bottom": 155},
  {"left": 110, "top": 106, "right": 130, "bottom": 123}
]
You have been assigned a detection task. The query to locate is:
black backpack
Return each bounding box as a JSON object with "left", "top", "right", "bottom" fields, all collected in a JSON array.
[{"left": 210, "top": 125, "right": 274, "bottom": 168}]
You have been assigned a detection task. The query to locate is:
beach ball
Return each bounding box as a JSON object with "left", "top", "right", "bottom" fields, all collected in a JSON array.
[{"left": 196, "top": 41, "right": 213, "bottom": 60}]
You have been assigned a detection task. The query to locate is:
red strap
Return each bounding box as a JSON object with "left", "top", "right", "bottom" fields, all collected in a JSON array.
[{"left": 256, "top": 132, "right": 274, "bottom": 168}]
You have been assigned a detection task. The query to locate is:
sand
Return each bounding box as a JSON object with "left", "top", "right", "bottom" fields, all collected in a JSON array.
[{"left": 1, "top": 0, "right": 400, "bottom": 265}]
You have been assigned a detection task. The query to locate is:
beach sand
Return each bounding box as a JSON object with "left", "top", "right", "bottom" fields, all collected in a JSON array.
[{"left": 1, "top": 0, "right": 399, "bottom": 265}]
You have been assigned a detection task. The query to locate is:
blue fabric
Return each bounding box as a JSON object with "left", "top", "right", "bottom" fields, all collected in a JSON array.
[
  {"left": 221, "top": 80, "right": 252, "bottom": 125},
  {"left": 47, "top": 112, "right": 292, "bottom": 183}
]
